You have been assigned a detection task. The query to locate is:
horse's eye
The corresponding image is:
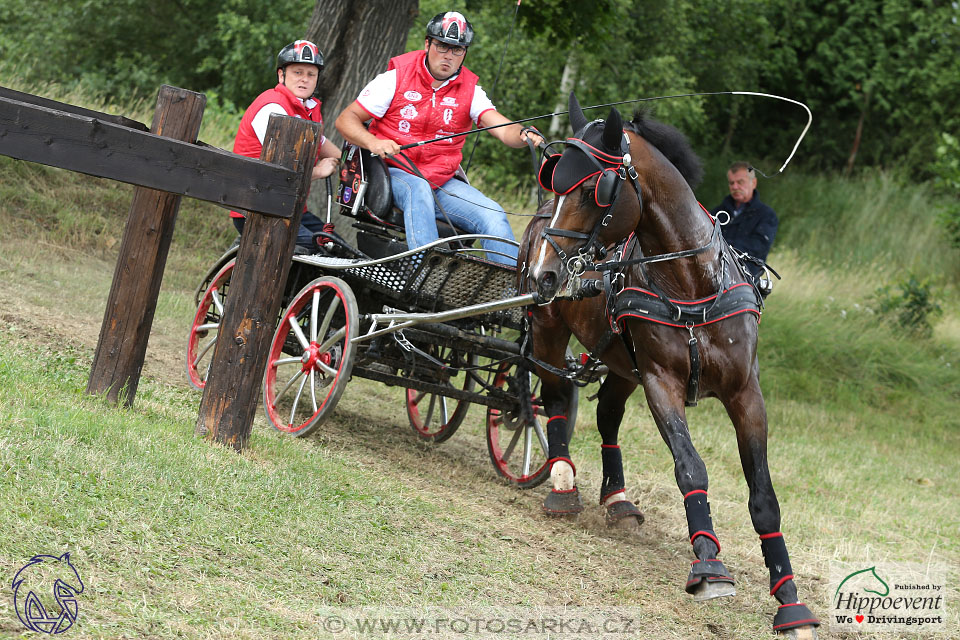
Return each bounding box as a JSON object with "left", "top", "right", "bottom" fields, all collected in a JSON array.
[
  {"left": 579, "top": 180, "right": 598, "bottom": 206},
  {"left": 578, "top": 187, "right": 595, "bottom": 207}
]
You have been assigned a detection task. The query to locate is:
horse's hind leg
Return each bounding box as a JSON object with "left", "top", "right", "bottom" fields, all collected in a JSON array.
[
  {"left": 596, "top": 374, "right": 645, "bottom": 529},
  {"left": 723, "top": 382, "right": 820, "bottom": 638},
  {"left": 641, "top": 369, "right": 736, "bottom": 602}
]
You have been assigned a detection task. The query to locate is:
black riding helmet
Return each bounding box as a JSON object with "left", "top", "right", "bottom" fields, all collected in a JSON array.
[
  {"left": 276, "top": 40, "right": 324, "bottom": 72},
  {"left": 425, "top": 11, "right": 474, "bottom": 47}
]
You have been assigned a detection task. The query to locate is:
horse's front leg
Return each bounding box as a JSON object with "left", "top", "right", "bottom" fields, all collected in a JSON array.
[
  {"left": 596, "top": 373, "right": 645, "bottom": 529},
  {"left": 530, "top": 311, "right": 582, "bottom": 516},
  {"left": 724, "top": 381, "right": 820, "bottom": 638},
  {"left": 641, "top": 366, "right": 736, "bottom": 602}
]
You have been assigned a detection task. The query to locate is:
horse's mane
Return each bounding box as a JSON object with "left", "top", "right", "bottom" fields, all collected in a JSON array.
[{"left": 626, "top": 111, "right": 703, "bottom": 189}]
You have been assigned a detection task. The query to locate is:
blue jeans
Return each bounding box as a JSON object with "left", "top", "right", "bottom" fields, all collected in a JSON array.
[
  {"left": 389, "top": 168, "right": 518, "bottom": 266},
  {"left": 233, "top": 211, "right": 326, "bottom": 250}
]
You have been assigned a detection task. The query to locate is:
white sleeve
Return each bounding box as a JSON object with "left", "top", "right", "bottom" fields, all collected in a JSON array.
[
  {"left": 251, "top": 101, "right": 326, "bottom": 146},
  {"left": 356, "top": 70, "right": 398, "bottom": 119},
  {"left": 470, "top": 84, "right": 496, "bottom": 124},
  {"left": 250, "top": 103, "right": 288, "bottom": 144}
]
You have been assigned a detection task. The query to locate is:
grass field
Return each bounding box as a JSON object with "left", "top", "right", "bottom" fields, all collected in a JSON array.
[{"left": 0, "top": 75, "right": 958, "bottom": 639}]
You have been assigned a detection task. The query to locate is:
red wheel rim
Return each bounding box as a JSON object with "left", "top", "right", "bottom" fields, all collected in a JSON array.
[
  {"left": 186, "top": 261, "right": 234, "bottom": 389},
  {"left": 486, "top": 368, "right": 549, "bottom": 484},
  {"left": 264, "top": 281, "right": 352, "bottom": 435}
]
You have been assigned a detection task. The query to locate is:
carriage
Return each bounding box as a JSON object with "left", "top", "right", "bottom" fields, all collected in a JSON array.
[{"left": 185, "top": 144, "right": 582, "bottom": 488}]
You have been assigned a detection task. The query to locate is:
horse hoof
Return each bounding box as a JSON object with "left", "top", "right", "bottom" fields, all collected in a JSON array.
[
  {"left": 690, "top": 580, "right": 736, "bottom": 602},
  {"left": 604, "top": 500, "right": 645, "bottom": 529},
  {"left": 685, "top": 559, "right": 736, "bottom": 601},
  {"left": 773, "top": 603, "right": 819, "bottom": 637},
  {"left": 543, "top": 487, "right": 584, "bottom": 516}
]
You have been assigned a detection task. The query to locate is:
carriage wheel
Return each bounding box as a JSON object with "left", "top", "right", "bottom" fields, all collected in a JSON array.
[
  {"left": 486, "top": 353, "right": 579, "bottom": 489},
  {"left": 405, "top": 347, "right": 478, "bottom": 443},
  {"left": 262, "top": 276, "right": 358, "bottom": 437},
  {"left": 185, "top": 259, "right": 235, "bottom": 390}
]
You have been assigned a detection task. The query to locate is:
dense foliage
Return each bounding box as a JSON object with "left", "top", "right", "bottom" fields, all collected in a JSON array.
[
  {"left": 930, "top": 132, "right": 960, "bottom": 247},
  {"left": 1, "top": 0, "right": 957, "bottom": 185},
  {"left": 0, "top": 0, "right": 313, "bottom": 112}
]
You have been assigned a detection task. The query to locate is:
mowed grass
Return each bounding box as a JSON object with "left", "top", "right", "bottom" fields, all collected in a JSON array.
[
  {"left": 0, "top": 330, "right": 791, "bottom": 639},
  {"left": 1, "top": 240, "right": 957, "bottom": 639},
  {"left": 1, "top": 69, "right": 959, "bottom": 637},
  {"left": 0, "top": 337, "right": 602, "bottom": 637}
]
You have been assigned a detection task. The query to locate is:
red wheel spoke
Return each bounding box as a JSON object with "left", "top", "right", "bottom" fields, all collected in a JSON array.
[{"left": 210, "top": 288, "right": 224, "bottom": 315}]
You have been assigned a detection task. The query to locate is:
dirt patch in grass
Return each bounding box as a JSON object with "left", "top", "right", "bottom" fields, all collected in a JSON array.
[{"left": 5, "top": 239, "right": 948, "bottom": 639}]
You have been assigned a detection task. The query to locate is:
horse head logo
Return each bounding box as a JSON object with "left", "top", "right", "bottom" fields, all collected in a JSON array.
[
  {"left": 835, "top": 565, "right": 890, "bottom": 601},
  {"left": 12, "top": 553, "right": 84, "bottom": 634}
]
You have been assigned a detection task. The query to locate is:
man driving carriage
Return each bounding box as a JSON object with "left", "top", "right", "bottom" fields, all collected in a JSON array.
[
  {"left": 335, "top": 11, "right": 543, "bottom": 267},
  {"left": 229, "top": 40, "right": 342, "bottom": 253}
]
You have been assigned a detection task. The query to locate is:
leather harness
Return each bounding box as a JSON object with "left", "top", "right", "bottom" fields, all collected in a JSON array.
[{"left": 534, "top": 124, "right": 763, "bottom": 406}]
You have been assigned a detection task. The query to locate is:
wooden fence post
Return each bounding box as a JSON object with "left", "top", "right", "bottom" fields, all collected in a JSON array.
[
  {"left": 86, "top": 85, "right": 205, "bottom": 405},
  {"left": 195, "top": 114, "right": 320, "bottom": 451}
]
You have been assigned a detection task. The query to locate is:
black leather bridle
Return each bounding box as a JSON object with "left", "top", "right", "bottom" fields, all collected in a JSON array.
[{"left": 537, "top": 120, "right": 644, "bottom": 279}]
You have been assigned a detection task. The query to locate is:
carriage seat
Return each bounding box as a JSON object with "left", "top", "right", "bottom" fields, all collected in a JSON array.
[{"left": 338, "top": 145, "right": 469, "bottom": 238}]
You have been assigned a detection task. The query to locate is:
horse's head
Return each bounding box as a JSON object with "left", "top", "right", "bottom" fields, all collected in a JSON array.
[{"left": 531, "top": 92, "right": 642, "bottom": 302}]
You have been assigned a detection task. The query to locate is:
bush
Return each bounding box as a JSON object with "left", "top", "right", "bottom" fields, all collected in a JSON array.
[
  {"left": 929, "top": 132, "right": 960, "bottom": 248},
  {"left": 873, "top": 275, "right": 943, "bottom": 338}
]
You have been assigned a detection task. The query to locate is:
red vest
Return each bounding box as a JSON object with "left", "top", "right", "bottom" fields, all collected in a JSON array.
[
  {"left": 368, "top": 50, "right": 479, "bottom": 187},
  {"left": 231, "top": 84, "right": 323, "bottom": 217}
]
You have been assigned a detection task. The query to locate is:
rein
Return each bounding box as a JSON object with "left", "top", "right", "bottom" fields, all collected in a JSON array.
[{"left": 594, "top": 219, "right": 722, "bottom": 272}]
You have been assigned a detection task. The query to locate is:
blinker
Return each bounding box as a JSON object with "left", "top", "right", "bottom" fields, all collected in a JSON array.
[{"left": 537, "top": 120, "right": 631, "bottom": 209}]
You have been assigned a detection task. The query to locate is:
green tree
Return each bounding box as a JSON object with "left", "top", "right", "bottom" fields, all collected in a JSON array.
[
  {"left": 0, "top": 0, "right": 312, "bottom": 108},
  {"left": 749, "top": 0, "right": 960, "bottom": 173},
  {"left": 930, "top": 132, "right": 960, "bottom": 247}
]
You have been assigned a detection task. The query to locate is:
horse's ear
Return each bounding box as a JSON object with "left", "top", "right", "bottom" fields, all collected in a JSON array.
[
  {"left": 568, "top": 91, "right": 588, "bottom": 134},
  {"left": 603, "top": 107, "right": 623, "bottom": 151}
]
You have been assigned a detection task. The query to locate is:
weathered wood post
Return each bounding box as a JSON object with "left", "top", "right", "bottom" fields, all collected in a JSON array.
[
  {"left": 86, "top": 85, "right": 205, "bottom": 405},
  {"left": 195, "top": 114, "right": 321, "bottom": 451}
]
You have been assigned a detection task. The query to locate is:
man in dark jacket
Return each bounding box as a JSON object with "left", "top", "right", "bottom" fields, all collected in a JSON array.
[{"left": 710, "top": 161, "right": 778, "bottom": 280}]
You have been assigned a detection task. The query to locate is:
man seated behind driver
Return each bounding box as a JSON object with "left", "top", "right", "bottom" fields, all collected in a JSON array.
[{"left": 335, "top": 11, "right": 542, "bottom": 267}]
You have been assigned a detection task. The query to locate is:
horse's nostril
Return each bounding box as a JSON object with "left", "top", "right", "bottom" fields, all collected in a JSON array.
[{"left": 536, "top": 271, "right": 560, "bottom": 301}]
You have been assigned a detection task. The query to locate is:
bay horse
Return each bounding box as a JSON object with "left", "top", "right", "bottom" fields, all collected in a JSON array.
[{"left": 518, "top": 92, "right": 819, "bottom": 638}]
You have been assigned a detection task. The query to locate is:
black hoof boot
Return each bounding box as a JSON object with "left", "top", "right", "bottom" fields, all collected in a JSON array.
[
  {"left": 604, "top": 500, "right": 644, "bottom": 528},
  {"left": 685, "top": 559, "right": 736, "bottom": 602},
  {"left": 542, "top": 487, "right": 584, "bottom": 516},
  {"left": 773, "top": 603, "right": 819, "bottom": 638}
]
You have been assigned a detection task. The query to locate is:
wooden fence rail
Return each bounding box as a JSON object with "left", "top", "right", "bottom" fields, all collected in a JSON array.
[
  {"left": 0, "top": 87, "right": 299, "bottom": 217},
  {"left": 0, "top": 83, "right": 320, "bottom": 451}
]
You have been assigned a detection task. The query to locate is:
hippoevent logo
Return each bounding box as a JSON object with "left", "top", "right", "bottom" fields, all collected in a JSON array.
[
  {"left": 830, "top": 562, "right": 945, "bottom": 633},
  {"left": 11, "top": 553, "right": 84, "bottom": 634}
]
